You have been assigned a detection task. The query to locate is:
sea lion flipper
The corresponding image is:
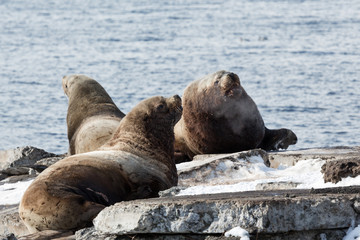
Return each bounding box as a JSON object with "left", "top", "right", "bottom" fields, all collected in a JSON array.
[{"left": 258, "top": 127, "right": 298, "bottom": 151}]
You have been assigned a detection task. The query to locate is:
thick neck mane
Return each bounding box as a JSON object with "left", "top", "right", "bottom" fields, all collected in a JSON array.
[{"left": 100, "top": 115, "right": 177, "bottom": 182}]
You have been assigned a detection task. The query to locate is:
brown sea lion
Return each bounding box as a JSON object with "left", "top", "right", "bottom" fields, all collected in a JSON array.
[
  {"left": 19, "top": 95, "right": 182, "bottom": 233},
  {"left": 174, "top": 70, "right": 297, "bottom": 162},
  {"left": 62, "top": 74, "right": 125, "bottom": 155}
]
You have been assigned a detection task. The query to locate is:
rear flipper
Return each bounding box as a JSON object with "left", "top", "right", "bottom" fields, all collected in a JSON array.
[{"left": 258, "top": 127, "right": 297, "bottom": 151}]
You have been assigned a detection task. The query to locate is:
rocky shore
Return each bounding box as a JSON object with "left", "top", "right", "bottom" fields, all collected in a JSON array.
[{"left": 0, "top": 146, "right": 359, "bottom": 240}]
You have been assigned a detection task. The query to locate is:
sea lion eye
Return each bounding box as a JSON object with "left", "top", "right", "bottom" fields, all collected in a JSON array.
[
  {"left": 156, "top": 104, "right": 165, "bottom": 111},
  {"left": 214, "top": 80, "right": 219, "bottom": 86}
]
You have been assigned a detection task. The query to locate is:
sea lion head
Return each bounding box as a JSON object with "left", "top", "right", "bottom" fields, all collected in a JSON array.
[
  {"left": 185, "top": 70, "right": 247, "bottom": 115},
  {"left": 101, "top": 95, "right": 182, "bottom": 184},
  {"left": 103, "top": 95, "right": 182, "bottom": 153},
  {"left": 123, "top": 95, "right": 182, "bottom": 130},
  {"left": 62, "top": 74, "right": 89, "bottom": 97},
  {"left": 145, "top": 94, "right": 183, "bottom": 127},
  {"left": 176, "top": 70, "right": 265, "bottom": 158},
  {"left": 62, "top": 74, "right": 100, "bottom": 97},
  {"left": 214, "top": 70, "right": 242, "bottom": 97},
  {"left": 62, "top": 75, "right": 112, "bottom": 101},
  {"left": 196, "top": 70, "right": 243, "bottom": 99}
]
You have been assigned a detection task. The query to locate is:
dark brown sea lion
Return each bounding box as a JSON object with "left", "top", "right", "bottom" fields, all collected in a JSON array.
[
  {"left": 174, "top": 70, "right": 297, "bottom": 162},
  {"left": 62, "top": 74, "right": 125, "bottom": 155},
  {"left": 19, "top": 95, "right": 182, "bottom": 233}
]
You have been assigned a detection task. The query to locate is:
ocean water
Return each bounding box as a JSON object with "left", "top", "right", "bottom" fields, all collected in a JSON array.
[{"left": 0, "top": 0, "right": 359, "bottom": 154}]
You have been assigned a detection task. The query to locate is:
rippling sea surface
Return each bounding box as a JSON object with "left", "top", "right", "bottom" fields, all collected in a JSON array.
[{"left": 0, "top": 0, "right": 359, "bottom": 154}]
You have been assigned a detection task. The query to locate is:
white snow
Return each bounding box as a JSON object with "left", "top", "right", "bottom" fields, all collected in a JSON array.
[
  {"left": 344, "top": 223, "right": 360, "bottom": 240},
  {"left": 0, "top": 179, "right": 33, "bottom": 205},
  {"left": 178, "top": 158, "right": 360, "bottom": 196},
  {"left": 224, "top": 226, "right": 250, "bottom": 239}
]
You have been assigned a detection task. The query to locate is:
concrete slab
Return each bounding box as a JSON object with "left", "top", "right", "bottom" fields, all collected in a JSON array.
[
  {"left": 92, "top": 186, "right": 360, "bottom": 239},
  {"left": 268, "top": 146, "right": 360, "bottom": 168}
]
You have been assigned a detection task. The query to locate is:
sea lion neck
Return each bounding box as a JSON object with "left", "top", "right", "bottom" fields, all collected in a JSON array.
[
  {"left": 104, "top": 116, "right": 175, "bottom": 159},
  {"left": 99, "top": 95, "right": 181, "bottom": 182},
  {"left": 100, "top": 109, "right": 176, "bottom": 170}
]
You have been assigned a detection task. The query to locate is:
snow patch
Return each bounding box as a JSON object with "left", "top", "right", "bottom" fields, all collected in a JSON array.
[
  {"left": 0, "top": 179, "right": 33, "bottom": 205},
  {"left": 343, "top": 223, "right": 360, "bottom": 240},
  {"left": 178, "top": 158, "right": 360, "bottom": 196},
  {"left": 224, "top": 226, "right": 250, "bottom": 239}
]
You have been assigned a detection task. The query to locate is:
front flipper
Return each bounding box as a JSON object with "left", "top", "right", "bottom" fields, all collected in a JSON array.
[{"left": 258, "top": 127, "right": 297, "bottom": 151}]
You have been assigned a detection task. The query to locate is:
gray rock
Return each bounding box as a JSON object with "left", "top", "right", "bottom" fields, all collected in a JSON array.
[
  {"left": 75, "top": 230, "right": 348, "bottom": 240},
  {"left": 75, "top": 229, "right": 219, "bottom": 240},
  {"left": 252, "top": 229, "right": 347, "bottom": 240},
  {"left": 255, "top": 181, "right": 300, "bottom": 190},
  {"left": 192, "top": 149, "right": 269, "bottom": 166},
  {"left": 0, "top": 146, "right": 58, "bottom": 174},
  {"left": 321, "top": 158, "right": 360, "bottom": 183},
  {"left": 1, "top": 167, "right": 30, "bottom": 176},
  {"left": 75, "top": 227, "right": 96, "bottom": 240},
  {"left": 1, "top": 175, "right": 35, "bottom": 184},
  {"left": 92, "top": 187, "right": 360, "bottom": 236},
  {"left": 0, "top": 173, "right": 9, "bottom": 182},
  {"left": 0, "top": 205, "right": 29, "bottom": 238},
  {"left": 17, "top": 230, "right": 74, "bottom": 240},
  {"left": 75, "top": 227, "right": 117, "bottom": 240},
  {"left": 354, "top": 199, "right": 360, "bottom": 214},
  {"left": 34, "top": 155, "right": 65, "bottom": 169},
  {"left": 159, "top": 186, "right": 188, "bottom": 198},
  {"left": 0, "top": 233, "right": 17, "bottom": 240},
  {"left": 268, "top": 146, "right": 360, "bottom": 168},
  {"left": 177, "top": 149, "right": 269, "bottom": 187}
]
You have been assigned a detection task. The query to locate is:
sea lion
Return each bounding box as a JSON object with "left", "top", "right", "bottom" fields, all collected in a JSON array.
[
  {"left": 19, "top": 95, "right": 182, "bottom": 233},
  {"left": 62, "top": 74, "right": 125, "bottom": 155},
  {"left": 174, "top": 70, "right": 297, "bottom": 162}
]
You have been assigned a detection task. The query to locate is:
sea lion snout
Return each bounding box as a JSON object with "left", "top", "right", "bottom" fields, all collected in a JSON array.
[
  {"left": 227, "top": 72, "right": 239, "bottom": 82},
  {"left": 168, "top": 95, "right": 182, "bottom": 123},
  {"left": 169, "top": 95, "right": 182, "bottom": 107},
  {"left": 62, "top": 75, "right": 79, "bottom": 96},
  {"left": 62, "top": 76, "right": 69, "bottom": 95},
  {"left": 220, "top": 72, "right": 241, "bottom": 96}
]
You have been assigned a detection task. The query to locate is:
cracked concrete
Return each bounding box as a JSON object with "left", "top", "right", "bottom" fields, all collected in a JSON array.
[{"left": 90, "top": 187, "right": 359, "bottom": 237}]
